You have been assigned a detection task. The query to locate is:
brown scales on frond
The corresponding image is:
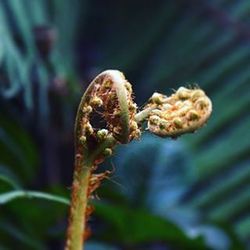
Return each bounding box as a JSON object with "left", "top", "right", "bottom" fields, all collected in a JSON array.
[{"left": 83, "top": 169, "right": 113, "bottom": 240}]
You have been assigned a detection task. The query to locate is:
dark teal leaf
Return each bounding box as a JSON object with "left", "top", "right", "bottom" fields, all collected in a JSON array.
[
  {"left": 0, "top": 220, "right": 45, "bottom": 250},
  {"left": 94, "top": 202, "right": 208, "bottom": 250},
  {"left": 0, "top": 173, "right": 19, "bottom": 191},
  {"left": 0, "top": 114, "right": 39, "bottom": 183}
]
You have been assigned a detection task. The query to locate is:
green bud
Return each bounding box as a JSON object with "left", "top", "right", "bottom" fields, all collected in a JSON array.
[
  {"left": 103, "top": 148, "right": 112, "bottom": 157},
  {"left": 173, "top": 118, "right": 183, "bottom": 128},
  {"left": 177, "top": 87, "right": 190, "bottom": 100},
  {"left": 90, "top": 96, "right": 103, "bottom": 107},
  {"left": 97, "top": 129, "right": 109, "bottom": 140},
  {"left": 83, "top": 105, "right": 92, "bottom": 114},
  {"left": 79, "top": 135, "right": 87, "bottom": 144},
  {"left": 151, "top": 93, "right": 163, "bottom": 104},
  {"left": 187, "top": 110, "right": 200, "bottom": 120},
  {"left": 191, "top": 89, "right": 204, "bottom": 102}
]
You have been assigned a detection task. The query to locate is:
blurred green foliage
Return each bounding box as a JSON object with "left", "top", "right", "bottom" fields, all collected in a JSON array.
[
  {"left": 0, "top": 0, "right": 249, "bottom": 249},
  {"left": 0, "top": 114, "right": 38, "bottom": 183}
]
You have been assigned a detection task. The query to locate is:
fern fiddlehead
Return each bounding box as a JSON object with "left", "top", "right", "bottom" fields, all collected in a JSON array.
[
  {"left": 65, "top": 70, "right": 212, "bottom": 250},
  {"left": 144, "top": 87, "right": 212, "bottom": 138}
]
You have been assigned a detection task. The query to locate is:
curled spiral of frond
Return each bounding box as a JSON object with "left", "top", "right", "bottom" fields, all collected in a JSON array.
[
  {"left": 75, "top": 70, "right": 140, "bottom": 156},
  {"left": 66, "top": 70, "right": 141, "bottom": 250},
  {"left": 146, "top": 87, "right": 212, "bottom": 138}
]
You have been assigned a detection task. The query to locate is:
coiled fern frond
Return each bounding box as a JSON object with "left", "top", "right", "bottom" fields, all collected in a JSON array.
[{"left": 66, "top": 70, "right": 212, "bottom": 250}]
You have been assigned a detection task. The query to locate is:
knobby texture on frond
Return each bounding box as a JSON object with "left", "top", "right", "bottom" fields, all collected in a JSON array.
[
  {"left": 146, "top": 87, "right": 212, "bottom": 138},
  {"left": 66, "top": 69, "right": 212, "bottom": 250}
]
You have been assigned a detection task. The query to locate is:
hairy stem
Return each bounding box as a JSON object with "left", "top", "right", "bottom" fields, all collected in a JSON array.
[
  {"left": 65, "top": 82, "right": 92, "bottom": 250},
  {"left": 65, "top": 158, "right": 91, "bottom": 250},
  {"left": 66, "top": 135, "right": 116, "bottom": 250}
]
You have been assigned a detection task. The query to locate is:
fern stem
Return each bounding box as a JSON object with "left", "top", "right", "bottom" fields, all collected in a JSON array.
[
  {"left": 65, "top": 80, "right": 92, "bottom": 250},
  {"left": 65, "top": 160, "right": 90, "bottom": 250},
  {"left": 135, "top": 105, "right": 156, "bottom": 124},
  {"left": 65, "top": 158, "right": 91, "bottom": 250}
]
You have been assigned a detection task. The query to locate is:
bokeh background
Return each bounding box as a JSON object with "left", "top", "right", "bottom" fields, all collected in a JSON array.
[{"left": 0, "top": 0, "right": 249, "bottom": 249}]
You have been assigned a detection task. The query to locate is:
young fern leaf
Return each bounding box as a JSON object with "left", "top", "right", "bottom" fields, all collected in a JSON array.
[
  {"left": 145, "top": 87, "right": 212, "bottom": 138},
  {"left": 66, "top": 70, "right": 212, "bottom": 250},
  {"left": 66, "top": 70, "right": 139, "bottom": 250}
]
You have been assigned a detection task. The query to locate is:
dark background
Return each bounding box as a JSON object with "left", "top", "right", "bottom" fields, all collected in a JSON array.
[{"left": 0, "top": 0, "right": 249, "bottom": 249}]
